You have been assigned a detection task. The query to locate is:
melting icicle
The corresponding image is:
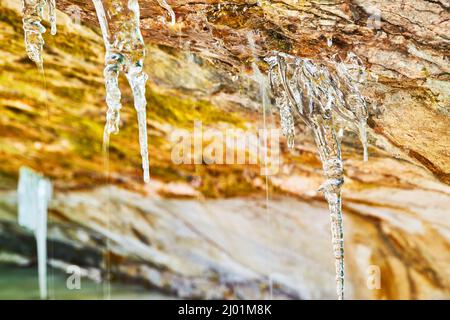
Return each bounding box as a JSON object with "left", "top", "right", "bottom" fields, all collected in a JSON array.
[
  {"left": 265, "top": 52, "right": 370, "bottom": 300},
  {"left": 333, "top": 52, "right": 370, "bottom": 161},
  {"left": 156, "top": 0, "right": 176, "bottom": 25},
  {"left": 248, "top": 33, "right": 295, "bottom": 149},
  {"left": 48, "top": 0, "right": 57, "bottom": 36},
  {"left": 327, "top": 36, "right": 333, "bottom": 48},
  {"left": 93, "top": 0, "right": 150, "bottom": 183},
  {"left": 22, "top": 0, "right": 57, "bottom": 68},
  {"left": 18, "top": 167, "right": 52, "bottom": 300}
]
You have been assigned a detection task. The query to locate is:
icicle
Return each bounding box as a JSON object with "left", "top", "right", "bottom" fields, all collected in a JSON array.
[
  {"left": 265, "top": 56, "right": 296, "bottom": 149},
  {"left": 315, "top": 133, "right": 345, "bottom": 301},
  {"left": 18, "top": 167, "right": 52, "bottom": 300},
  {"left": 127, "top": 64, "right": 150, "bottom": 183},
  {"left": 156, "top": 0, "right": 176, "bottom": 25},
  {"left": 327, "top": 36, "right": 333, "bottom": 48},
  {"left": 48, "top": 0, "right": 57, "bottom": 35},
  {"left": 280, "top": 100, "right": 296, "bottom": 149},
  {"left": 93, "top": 0, "right": 150, "bottom": 183},
  {"left": 22, "top": 0, "right": 46, "bottom": 68},
  {"left": 333, "top": 52, "right": 370, "bottom": 161},
  {"left": 265, "top": 52, "right": 371, "bottom": 300},
  {"left": 22, "top": 0, "right": 57, "bottom": 68}
]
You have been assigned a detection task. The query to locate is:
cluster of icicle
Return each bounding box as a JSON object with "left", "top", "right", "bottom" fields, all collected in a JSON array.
[
  {"left": 18, "top": 167, "right": 53, "bottom": 300},
  {"left": 265, "top": 51, "right": 369, "bottom": 300},
  {"left": 22, "top": 0, "right": 57, "bottom": 69},
  {"left": 22, "top": 0, "right": 175, "bottom": 183}
]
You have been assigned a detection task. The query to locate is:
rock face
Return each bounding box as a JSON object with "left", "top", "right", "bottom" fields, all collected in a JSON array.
[{"left": 0, "top": 0, "right": 449, "bottom": 299}]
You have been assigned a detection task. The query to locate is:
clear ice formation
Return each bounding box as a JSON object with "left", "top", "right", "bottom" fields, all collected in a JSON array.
[
  {"left": 48, "top": 0, "right": 57, "bottom": 35},
  {"left": 18, "top": 167, "right": 53, "bottom": 300},
  {"left": 265, "top": 51, "right": 369, "bottom": 300},
  {"left": 22, "top": 0, "right": 57, "bottom": 68},
  {"left": 247, "top": 32, "right": 272, "bottom": 125},
  {"left": 333, "top": 52, "right": 370, "bottom": 162},
  {"left": 156, "top": 0, "right": 176, "bottom": 25},
  {"left": 92, "top": 0, "right": 152, "bottom": 183},
  {"left": 327, "top": 36, "right": 333, "bottom": 48}
]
